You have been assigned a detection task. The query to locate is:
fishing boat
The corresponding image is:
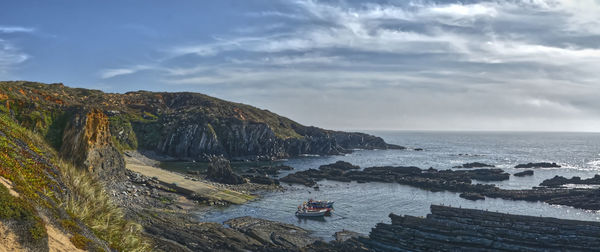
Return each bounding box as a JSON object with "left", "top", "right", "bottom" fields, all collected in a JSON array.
[
  {"left": 306, "top": 199, "right": 334, "bottom": 209},
  {"left": 295, "top": 208, "right": 328, "bottom": 217}
]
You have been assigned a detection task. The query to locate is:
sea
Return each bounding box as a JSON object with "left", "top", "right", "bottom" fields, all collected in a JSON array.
[{"left": 189, "top": 131, "right": 600, "bottom": 240}]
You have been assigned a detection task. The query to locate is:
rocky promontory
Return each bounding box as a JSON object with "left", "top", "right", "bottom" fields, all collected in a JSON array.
[{"left": 0, "top": 81, "right": 404, "bottom": 163}]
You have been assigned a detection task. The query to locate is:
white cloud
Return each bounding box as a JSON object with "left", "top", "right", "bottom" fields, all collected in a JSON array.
[
  {"left": 0, "top": 26, "right": 35, "bottom": 33},
  {"left": 99, "top": 65, "right": 154, "bottom": 79},
  {"left": 103, "top": 0, "right": 600, "bottom": 131},
  {"left": 0, "top": 39, "right": 29, "bottom": 72}
]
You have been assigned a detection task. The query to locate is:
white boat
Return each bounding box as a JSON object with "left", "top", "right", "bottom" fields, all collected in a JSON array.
[{"left": 295, "top": 209, "right": 328, "bottom": 217}]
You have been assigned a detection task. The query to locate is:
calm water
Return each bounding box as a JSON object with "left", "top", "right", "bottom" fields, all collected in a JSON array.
[{"left": 197, "top": 131, "right": 600, "bottom": 240}]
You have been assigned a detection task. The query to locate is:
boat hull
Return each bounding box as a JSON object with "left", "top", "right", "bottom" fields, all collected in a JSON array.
[{"left": 295, "top": 209, "right": 328, "bottom": 217}]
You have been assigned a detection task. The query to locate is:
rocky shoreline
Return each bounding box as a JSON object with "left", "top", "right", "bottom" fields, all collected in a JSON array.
[{"left": 350, "top": 205, "right": 600, "bottom": 251}]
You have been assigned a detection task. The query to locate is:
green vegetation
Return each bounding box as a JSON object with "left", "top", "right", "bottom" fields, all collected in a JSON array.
[
  {"left": 70, "top": 233, "right": 92, "bottom": 250},
  {"left": 0, "top": 183, "right": 47, "bottom": 243},
  {"left": 108, "top": 115, "right": 139, "bottom": 151},
  {"left": 0, "top": 106, "right": 151, "bottom": 251}
]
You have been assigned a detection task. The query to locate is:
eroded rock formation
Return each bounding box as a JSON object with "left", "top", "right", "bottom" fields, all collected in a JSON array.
[{"left": 60, "top": 108, "right": 125, "bottom": 179}]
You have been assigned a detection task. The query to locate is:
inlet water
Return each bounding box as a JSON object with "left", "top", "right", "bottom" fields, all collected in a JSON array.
[{"left": 197, "top": 131, "right": 600, "bottom": 240}]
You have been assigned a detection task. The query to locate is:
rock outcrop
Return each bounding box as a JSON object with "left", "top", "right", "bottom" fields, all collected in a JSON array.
[
  {"left": 60, "top": 108, "right": 125, "bottom": 180},
  {"left": 224, "top": 217, "right": 319, "bottom": 248},
  {"left": 540, "top": 174, "right": 600, "bottom": 187},
  {"left": 453, "top": 162, "right": 495, "bottom": 168},
  {"left": 515, "top": 162, "right": 561, "bottom": 168},
  {"left": 514, "top": 170, "right": 534, "bottom": 177},
  {"left": 356, "top": 205, "right": 600, "bottom": 251},
  {"left": 206, "top": 156, "right": 245, "bottom": 185},
  {"left": 281, "top": 162, "right": 510, "bottom": 188}
]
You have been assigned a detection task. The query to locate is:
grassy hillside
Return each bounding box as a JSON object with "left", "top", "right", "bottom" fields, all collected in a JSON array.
[{"left": 0, "top": 106, "right": 150, "bottom": 251}]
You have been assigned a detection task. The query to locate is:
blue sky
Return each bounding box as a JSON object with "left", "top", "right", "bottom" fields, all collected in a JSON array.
[{"left": 2, "top": 0, "right": 600, "bottom": 131}]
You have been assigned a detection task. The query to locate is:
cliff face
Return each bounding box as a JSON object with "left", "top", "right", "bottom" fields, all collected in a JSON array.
[
  {"left": 60, "top": 109, "right": 125, "bottom": 180},
  {"left": 0, "top": 81, "right": 402, "bottom": 162}
]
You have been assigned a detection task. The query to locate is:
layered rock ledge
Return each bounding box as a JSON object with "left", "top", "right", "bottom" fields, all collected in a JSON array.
[{"left": 355, "top": 205, "right": 600, "bottom": 251}]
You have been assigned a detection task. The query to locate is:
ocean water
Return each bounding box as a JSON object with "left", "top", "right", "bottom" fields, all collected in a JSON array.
[{"left": 197, "top": 131, "right": 600, "bottom": 240}]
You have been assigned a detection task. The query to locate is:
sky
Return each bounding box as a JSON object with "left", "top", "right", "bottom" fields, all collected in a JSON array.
[{"left": 1, "top": 0, "right": 600, "bottom": 132}]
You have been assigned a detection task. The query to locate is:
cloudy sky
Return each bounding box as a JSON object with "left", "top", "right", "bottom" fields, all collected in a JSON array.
[{"left": 1, "top": 0, "right": 600, "bottom": 132}]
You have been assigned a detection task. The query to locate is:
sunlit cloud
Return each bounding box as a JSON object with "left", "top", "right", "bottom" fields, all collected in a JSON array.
[{"left": 100, "top": 0, "right": 600, "bottom": 131}]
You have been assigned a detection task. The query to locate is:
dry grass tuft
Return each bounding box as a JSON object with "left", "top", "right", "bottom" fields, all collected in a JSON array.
[{"left": 58, "top": 160, "right": 151, "bottom": 251}]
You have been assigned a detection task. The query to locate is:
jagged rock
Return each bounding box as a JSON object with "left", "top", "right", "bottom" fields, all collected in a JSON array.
[
  {"left": 515, "top": 162, "right": 561, "bottom": 168},
  {"left": 60, "top": 108, "right": 125, "bottom": 180},
  {"left": 540, "top": 174, "right": 600, "bottom": 187},
  {"left": 319, "top": 161, "right": 360, "bottom": 171},
  {"left": 206, "top": 156, "right": 245, "bottom": 185},
  {"left": 453, "top": 162, "right": 495, "bottom": 168},
  {"left": 514, "top": 170, "right": 534, "bottom": 177}
]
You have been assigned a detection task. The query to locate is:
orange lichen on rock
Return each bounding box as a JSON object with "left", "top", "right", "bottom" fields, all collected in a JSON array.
[
  {"left": 84, "top": 109, "right": 110, "bottom": 147},
  {"left": 233, "top": 107, "right": 246, "bottom": 121}
]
